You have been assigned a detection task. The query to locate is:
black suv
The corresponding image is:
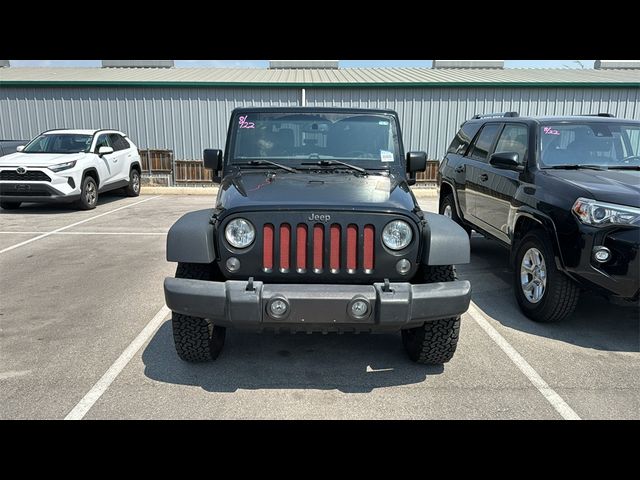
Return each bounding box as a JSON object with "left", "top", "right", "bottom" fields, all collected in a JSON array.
[
  {"left": 164, "top": 107, "right": 471, "bottom": 364},
  {"left": 439, "top": 112, "right": 640, "bottom": 322}
]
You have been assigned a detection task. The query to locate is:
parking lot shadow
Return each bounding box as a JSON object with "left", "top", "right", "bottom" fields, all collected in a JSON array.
[
  {"left": 142, "top": 321, "right": 443, "bottom": 393},
  {"left": 0, "top": 191, "right": 126, "bottom": 214},
  {"left": 465, "top": 236, "right": 640, "bottom": 353}
]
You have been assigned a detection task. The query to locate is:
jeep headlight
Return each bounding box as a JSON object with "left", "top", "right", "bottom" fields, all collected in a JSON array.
[
  {"left": 48, "top": 160, "right": 77, "bottom": 172},
  {"left": 225, "top": 218, "right": 255, "bottom": 248},
  {"left": 572, "top": 198, "right": 640, "bottom": 227},
  {"left": 382, "top": 220, "right": 413, "bottom": 250}
]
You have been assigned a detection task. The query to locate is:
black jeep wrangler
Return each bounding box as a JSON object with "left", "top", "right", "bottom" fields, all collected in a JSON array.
[
  {"left": 439, "top": 112, "right": 640, "bottom": 322},
  {"left": 164, "top": 107, "right": 471, "bottom": 364}
]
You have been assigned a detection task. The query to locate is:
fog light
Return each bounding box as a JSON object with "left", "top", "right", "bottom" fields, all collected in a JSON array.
[
  {"left": 592, "top": 247, "right": 611, "bottom": 263},
  {"left": 396, "top": 259, "right": 411, "bottom": 275},
  {"left": 268, "top": 298, "right": 289, "bottom": 318},
  {"left": 226, "top": 257, "right": 240, "bottom": 272},
  {"left": 348, "top": 297, "right": 370, "bottom": 319}
]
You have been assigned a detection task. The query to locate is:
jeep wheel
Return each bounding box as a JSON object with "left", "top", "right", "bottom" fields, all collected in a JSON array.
[
  {"left": 440, "top": 193, "right": 471, "bottom": 236},
  {"left": 402, "top": 265, "right": 461, "bottom": 364},
  {"left": 171, "top": 262, "right": 226, "bottom": 362},
  {"left": 77, "top": 176, "right": 98, "bottom": 210},
  {"left": 125, "top": 168, "right": 141, "bottom": 197},
  {"left": 513, "top": 229, "right": 580, "bottom": 322},
  {"left": 0, "top": 201, "right": 21, "bottom": 210}
]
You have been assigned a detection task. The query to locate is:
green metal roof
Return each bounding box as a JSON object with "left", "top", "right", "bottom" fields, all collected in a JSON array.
[{"left": 1, "top": 67, "right": 639, "bottom": 87}]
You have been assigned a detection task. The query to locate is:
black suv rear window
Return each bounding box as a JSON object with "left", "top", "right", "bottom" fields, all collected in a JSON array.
[
  {"left": 468, "top": 124, "right": 501, "bottom": 162},
  {"left": 447, "top": 123, "right": 481, "bottom": 155}
]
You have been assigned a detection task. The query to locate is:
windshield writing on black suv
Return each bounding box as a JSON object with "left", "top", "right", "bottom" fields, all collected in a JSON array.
[
  {"left": 232, "top": 112, "right": 400, "bottom": 169},
  {"left": 23, "top": 134, "right": 93, "bottom": 154},
  {"left": 540, "top": 122, "right": 640, "bottom": 168}
]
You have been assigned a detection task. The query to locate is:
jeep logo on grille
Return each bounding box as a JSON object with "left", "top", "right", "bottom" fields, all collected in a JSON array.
[
  {"left": 16, "top": 167, "right": 27, "bottom": 174},
  {"left": 308, "top": 213, "right": 331, "bottom": 223}
]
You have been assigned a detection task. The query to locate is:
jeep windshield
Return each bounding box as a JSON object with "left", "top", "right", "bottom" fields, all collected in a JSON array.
[
  {"left": 231, "top": 112, "right": 401, "bottom": 170},
  {"left": 23, "top": 134, "right": 93, "bottom": 154},
  {"left": 540, "top": 122, "right": 640, "bottom": 169}
]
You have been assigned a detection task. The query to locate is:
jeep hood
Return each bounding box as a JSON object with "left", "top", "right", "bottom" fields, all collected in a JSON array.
[
  {"left": 0, "top": 152, "right": 88, "bottom": 167},
  {"left": 217, "top": 171, "right": 418, "bottom": 211},
  {"left": 545, "top": 169, "right": 640, "bottom": 208}
]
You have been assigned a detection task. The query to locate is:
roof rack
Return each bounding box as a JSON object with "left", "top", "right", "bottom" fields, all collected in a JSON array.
[
  {"left": 577, "top": 113, "right": 615, "bottom": 118},
  {"left": 472, "top": 112, "right": 519, "bottom": 119}
]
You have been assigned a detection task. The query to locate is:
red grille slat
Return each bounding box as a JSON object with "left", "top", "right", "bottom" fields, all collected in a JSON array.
[
  {"left": 330, "top": 224, "right": 341, "bottom": 271},
  {"left": 296, "top": 224, "right": 307, "bottom": 272},
  {"left": 263, "top": 224, "right": 274, "bottom": 271},
  {"left": 313, "top": 224, "right": 324, "bottom": 272},
  {"left": 346, "top": 224, "right": 357, "bottom": 271},
  {"left": 279, "top": 224, "right": 291, "bottom": 271},
  {"left": 363, "top": 225, "right": 375, "bottom": 271}
]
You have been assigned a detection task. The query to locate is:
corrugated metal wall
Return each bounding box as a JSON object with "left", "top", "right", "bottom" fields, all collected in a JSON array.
[
  {"left": 1, "top": 86, "right": 639, "bottom": 160},
  {"left": 0, "top": 87, "right": 300, "bottom": 159},
  {"left": 307, "top": 87, "right": 640, "bottom": 159}
]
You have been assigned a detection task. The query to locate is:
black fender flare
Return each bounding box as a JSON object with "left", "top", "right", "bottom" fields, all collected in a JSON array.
[
  {"left": 421, "top": 212, "right": 470, "bottom": 266},
  {"left": 510, "top": 208, "right": 566, "bottom": 270},
  {"left": 166, "top": 209, "right": 217, "bottom": 264},
  {"left": 82, "top": 167, "right": 100, "bottom": 187}
]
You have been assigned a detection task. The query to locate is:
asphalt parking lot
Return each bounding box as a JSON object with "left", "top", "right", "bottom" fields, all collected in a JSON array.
[{"left": 1, "top": 192, "right": 638, "bottom": 419}]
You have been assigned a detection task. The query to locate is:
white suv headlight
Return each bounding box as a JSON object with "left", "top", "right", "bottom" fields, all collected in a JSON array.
[
  {"left": 382, "top": 220, "right": 413, "bottom": 250},
  {"left": 572, "top": 198, "right": 640, "bottom": 227},
  {"left": 49, "top": 160, "right": 77, "bottom": 172},
  {"left": 225, "top": 218, "right": 255, "bottom": 248}
]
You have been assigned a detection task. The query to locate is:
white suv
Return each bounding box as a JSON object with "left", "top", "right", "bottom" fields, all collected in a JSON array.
[{"left": 0, "top": 129, "right": 142, "bottom": 210}]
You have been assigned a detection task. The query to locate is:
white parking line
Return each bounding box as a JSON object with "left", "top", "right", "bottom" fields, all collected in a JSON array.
[
  {"left": 467, "top": 302, "right": 581, "bottom": 420},
  {"left": 65, "top": 305, "right": 171, "bottom": 420},
  {"left": 0, "top": 231, "right": 166, "bottom": 235},
  {"left": 0, "top": 196, "right": 160, "bottom": 254}
]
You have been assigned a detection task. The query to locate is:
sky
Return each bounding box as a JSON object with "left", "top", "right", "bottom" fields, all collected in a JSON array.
[{"left": 8, "top": 60, "right": 596, "bottom": 69}]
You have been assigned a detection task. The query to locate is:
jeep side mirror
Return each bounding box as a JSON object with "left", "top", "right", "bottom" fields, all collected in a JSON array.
[
  {"left": 98, "top": 146, "right": 114, "bottom": 156},
  {"left": 16, "top": 145, "right": 25, "bottom": 152},
  {"left": 203, "top": 148, "right": 223, "bottom": 183},
  {"left": 489, "top": 151, "right": 522, "bottom": 170},
  {"left": 406, "top": 151, "right": 427, "bottom": 186},
  {"left": 407, "top": 151, "right": 427, "bottom": 173}
]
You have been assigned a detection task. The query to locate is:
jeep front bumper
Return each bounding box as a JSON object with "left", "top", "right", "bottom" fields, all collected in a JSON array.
[{"left": 164, "top": 278, "right": 471, "bottom": 332}]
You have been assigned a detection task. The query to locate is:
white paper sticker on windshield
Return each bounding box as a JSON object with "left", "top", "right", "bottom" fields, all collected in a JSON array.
[{"left": 380, "top": 150, "right": 394, "bottom": 162}]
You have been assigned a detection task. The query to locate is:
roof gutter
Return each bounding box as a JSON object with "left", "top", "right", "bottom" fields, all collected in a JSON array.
[{"left": 1, "top": 80, "right": 639, "bottom": 88}]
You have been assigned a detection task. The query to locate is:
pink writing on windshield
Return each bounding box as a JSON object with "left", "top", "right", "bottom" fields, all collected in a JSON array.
[
  {"left": 543, "top": 127, "right": 560, "bottom": 135},
  {"left": 239, "top": 116, "right": 255, "bottom": 129}
]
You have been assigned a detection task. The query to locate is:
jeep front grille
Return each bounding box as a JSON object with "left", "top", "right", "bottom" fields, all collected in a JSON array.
[
  {"left": 262, "top": 222, "right": 375, "bottom": 274},
  {"left": 0, "top": 170, "right": 52, "bottom": 182}
]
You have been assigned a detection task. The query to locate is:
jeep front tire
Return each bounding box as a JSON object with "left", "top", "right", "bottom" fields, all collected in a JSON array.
[
  {"left": 402, "top": 265, "right": 461, "bottom": 364},
  {"left": 171, "top": 262, "right": 226, "bottom": 362}
]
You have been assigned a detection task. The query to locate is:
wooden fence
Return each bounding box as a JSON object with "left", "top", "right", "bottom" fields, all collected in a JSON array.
[
  {"left": 139, "top": 150, "right": 172, "bottom": 173},
  {"left": 139, "top": 150, "right": 440, "bottom": 184}
]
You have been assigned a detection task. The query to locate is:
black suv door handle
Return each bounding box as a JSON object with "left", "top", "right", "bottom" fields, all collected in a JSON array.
[
  {"left": 455, "top": 166, "right": 465, "bottom": 173},
  {"left": 480, "top": 173, "right": 489, "bottom": 182}
]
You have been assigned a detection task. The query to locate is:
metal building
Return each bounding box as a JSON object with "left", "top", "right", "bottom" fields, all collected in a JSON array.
[{"left": 1, "top": 66, "right": 639, "bottom": 162}]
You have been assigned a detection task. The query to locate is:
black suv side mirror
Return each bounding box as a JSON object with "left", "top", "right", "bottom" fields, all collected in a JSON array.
[
  {"left": 406, "top": 151, "right": 427, "bottom": 186},
  {"left": 203, "top": 149, "right": 223, "bottom": 182},
  {"left": 490, "top": 151, "right": 523, "bottom": 171}
]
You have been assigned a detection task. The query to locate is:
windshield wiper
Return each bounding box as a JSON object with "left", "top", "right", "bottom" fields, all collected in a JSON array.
[
  {"left": 543, "top": 164, "right": 607, "bottom": 171},
  {"left": 235, "top": 160, "right": 298, "bottom": 173},
  {"left": 301, "top": 159, "right": 366, "bottom": 174},
  {"left": 607, "top": 165, "right": 640, "bottom": 170}
]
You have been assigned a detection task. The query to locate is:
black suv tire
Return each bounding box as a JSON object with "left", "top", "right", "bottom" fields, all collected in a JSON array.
[
  {"left": 402, "top": 265, "right": 461, "bottom": 364},
  {"left": 0, "top": 201, "right": 21, "bottom": 210},
  {"left": 172, "top": 262, "right": 226, "bottom": 362},
  {"left": 513, "top": 229, "right": 580, "bottom": 322},
  {"left": 440, "top": 193, "right": 471, "bottom": 236}
]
